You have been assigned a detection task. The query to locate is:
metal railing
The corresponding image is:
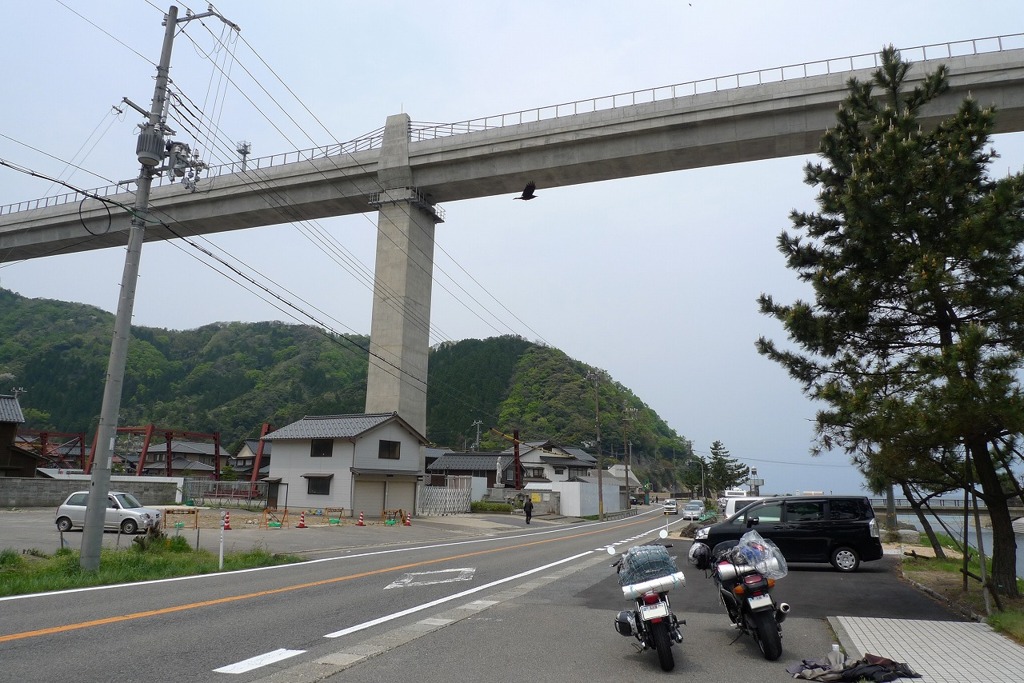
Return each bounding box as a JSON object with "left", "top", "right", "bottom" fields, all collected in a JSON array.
[
  {"left": 869, "top": 497, "right": 988, "bottom": 510},
  {"left": 3, "top": 33, "right": 1021, "bottom": 217},
  {"left": 411, "top": 33, "right": 1024, "bottom": 142}
]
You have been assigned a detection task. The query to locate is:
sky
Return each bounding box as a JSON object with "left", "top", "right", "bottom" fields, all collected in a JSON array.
[{"left": 1, "top": 1, "right": 1023, "bottom": 496}]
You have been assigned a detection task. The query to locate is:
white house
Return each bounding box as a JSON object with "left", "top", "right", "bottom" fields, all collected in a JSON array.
[
  {"left": 263, "top": 412, "right": 427, "bottom": 516},
  {"left": 505, "top": 440, "right": 595, "bottom": 483}
]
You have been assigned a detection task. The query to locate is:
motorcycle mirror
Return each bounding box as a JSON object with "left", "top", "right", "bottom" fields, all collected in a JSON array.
[
  {"left": 659, "top": 529, "right": 668, "bottom": 539},
  {"left": 746, "top": 517, "right": 760, "bottom": 529},
  {"left": 606, "top": 545, "right": 617, "bottom": 555}
]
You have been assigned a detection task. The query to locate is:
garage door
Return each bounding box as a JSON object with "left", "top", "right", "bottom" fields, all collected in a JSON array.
[
  {"left": 386, "top": 481, "right": 416, "bottom": 512},
  {"left": 352, "top": 481, "right": 385, "bottom": 518}
]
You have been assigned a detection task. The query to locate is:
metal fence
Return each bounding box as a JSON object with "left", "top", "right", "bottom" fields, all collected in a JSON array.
[
  {"left": 417, "top": 485, "right": 472, "bottom": 516},
  {"left": 182, "top": 479, "right": 267, "bottom": 508}
]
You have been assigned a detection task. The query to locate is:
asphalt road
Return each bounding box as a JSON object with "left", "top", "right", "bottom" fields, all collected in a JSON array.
[{"left": 0, "top": 508, "right": 963, "bottom": 682}]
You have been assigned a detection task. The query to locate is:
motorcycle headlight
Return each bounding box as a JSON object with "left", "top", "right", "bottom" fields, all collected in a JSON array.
[{"left": 694, "top": 526, "right": 709, "bottom": 540}]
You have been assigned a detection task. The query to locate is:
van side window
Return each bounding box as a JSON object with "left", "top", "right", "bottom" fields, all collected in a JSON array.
[
  {"left": 829, "top": 498, "right": 864, "bottom": 520},
  {"left": 786, "top": 501, "right": 824, "bottom": 521},
  {"left": 747, "top": 502, "right": 782, "bottom": 523}
]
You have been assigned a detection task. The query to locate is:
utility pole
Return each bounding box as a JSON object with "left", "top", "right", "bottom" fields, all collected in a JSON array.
[
  {"left": 622, "top": 406, "right": 637, "bottom": 508},
  {"left": 80, "top": 5, "right": 239, "bottom": 571},
  {"left": 587, "top": 371, "right": 604, "bottom": 520},
  {"left": 471, "top": 419, "right": 482, "bottom": 451}
]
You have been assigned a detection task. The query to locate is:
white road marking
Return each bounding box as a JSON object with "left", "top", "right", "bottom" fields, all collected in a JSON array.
[
  {"left": 385, "top": 568, "right": 475, "bottom": 589},
  {"left": 324, "top": 551, "right": 594, "bottom": 638},
  {"left": 213, "top": 648, "right": 305, "bottom": 674}
]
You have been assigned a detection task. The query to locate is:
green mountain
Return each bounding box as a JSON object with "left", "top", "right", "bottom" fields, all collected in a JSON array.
[{"left": 0, "top": 288, "right": 694, "bottom": 488}]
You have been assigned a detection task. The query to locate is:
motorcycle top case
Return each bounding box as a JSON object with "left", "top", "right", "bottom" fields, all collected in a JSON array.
[{"left": 617, "top": 545, "right": 685, "bottom": 597}]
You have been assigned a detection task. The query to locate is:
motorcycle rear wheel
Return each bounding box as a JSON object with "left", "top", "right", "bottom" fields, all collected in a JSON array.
[
  {"left": 651, "top": 621, "right": 675, "bottom": 671},
  {"left": 752, "top": 611, "right": 783, "bottom": 661}
]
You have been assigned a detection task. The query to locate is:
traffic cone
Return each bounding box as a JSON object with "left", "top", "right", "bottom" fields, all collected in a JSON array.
[
  {"left": 356, "top": 511, "right": 365, "bottom": 526},
  {"left": 297, "top": 511, "right": 307, "bottom": 529},
  {"left": 404, "top": 512, "right": 412, "bottom": 527},
  {"left": 223, "top": 511, "right": 232, "bottom": 531}
]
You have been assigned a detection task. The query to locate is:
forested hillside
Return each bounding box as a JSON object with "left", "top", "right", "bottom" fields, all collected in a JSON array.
[{"left": 0, "top": 288, "right": 695, "bottom": 489}]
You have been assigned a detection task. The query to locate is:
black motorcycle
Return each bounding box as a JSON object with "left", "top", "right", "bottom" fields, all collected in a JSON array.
[
  {"left": 609, "top": 533, "right": 686, "bottom": 671},
  {"left": 689, "top": 530, "right": 790, "bottom": 661}
]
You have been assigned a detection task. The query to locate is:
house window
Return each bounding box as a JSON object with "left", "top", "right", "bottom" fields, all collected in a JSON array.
[
  {"left": 310, "top": 439, "right": 333, "bottom": 458},
  {"left": 306, "top": 476, "right": 331, "bottom": 495},
  {"left": 553, "top": 467, "right": 565, "bottom": 475},
  {"left": 378, "top": 440, "right": 400, "bottom": 460}
]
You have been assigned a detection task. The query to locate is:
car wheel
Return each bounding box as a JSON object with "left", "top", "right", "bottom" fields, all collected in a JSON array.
[
  {"left": 830, "top": 546, "right": 860, "bottom": 572},
  {"left": 56, "top": 517, "right": 74, "bottom": 532},
  {"left": 120, "top": 519, "right": 139, "bottom": 535}
]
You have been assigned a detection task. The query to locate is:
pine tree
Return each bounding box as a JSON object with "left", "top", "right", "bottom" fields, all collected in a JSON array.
[
  {"left": 706, "top": 441, "right": 749, "bottom": 496},
  {"left": 757, "top": 46, "right": 1024, "bottom": 596}
]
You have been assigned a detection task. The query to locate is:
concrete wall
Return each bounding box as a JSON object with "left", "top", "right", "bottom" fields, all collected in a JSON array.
[
  {"left": 543, "top": 480, "right": 621, "bottom": 517},
  {"left": 0, "top": 477, "right": 180, "bottom": 508}
]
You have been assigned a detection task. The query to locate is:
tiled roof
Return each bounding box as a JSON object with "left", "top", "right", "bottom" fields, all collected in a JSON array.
[
  {"left": 244, "top": 439, "right": 272, "bottom": 454},
  {"left": 539, "top": 455, "right": 594, "bottom": 468},
  {"left": 563, "top": 446, "right": 596, "bottom": 463},
  {"left": 0, "top": 395, "right": 25, "bottom": 424},
  {"left": 264, "top": 413, "right": 423, "bottom": 441},
  {"left": 155, "top": 440, "right": 221, "bottom": 456},
  {"left": 427, "top": 452, "right": 509, "bottom": 471}
]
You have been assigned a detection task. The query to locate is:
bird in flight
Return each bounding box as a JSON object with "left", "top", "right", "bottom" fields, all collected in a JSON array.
[{"left": 514, "top": 181, "right": 537, "bottom": 200}]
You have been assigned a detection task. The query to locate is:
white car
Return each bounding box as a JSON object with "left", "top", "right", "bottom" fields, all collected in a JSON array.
[
  {"left": 662, "top": 499, "right": 678, "bottom": 515},
  {"left": 681, "top": 501, "right": 705, "bottom": 520},
  {"left": 55, "top": 491, "right": 162, "bottom": 534}
]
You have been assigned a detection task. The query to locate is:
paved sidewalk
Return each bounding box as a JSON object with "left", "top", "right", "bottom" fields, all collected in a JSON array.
[{"left": 830, "top": 615, "right": 1024, "bottom": 683}]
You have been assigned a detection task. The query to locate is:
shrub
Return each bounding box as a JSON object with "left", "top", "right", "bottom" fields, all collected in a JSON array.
[{"left": 471, "top": 500, "right": 513, "bottom": 513}]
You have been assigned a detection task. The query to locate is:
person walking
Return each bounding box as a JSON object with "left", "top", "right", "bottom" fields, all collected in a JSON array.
[{"left": 523, "top": 497, "right": 534, "bottom": 524}]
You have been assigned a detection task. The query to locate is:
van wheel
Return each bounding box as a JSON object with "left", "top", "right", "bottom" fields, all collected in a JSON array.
[
  {"left": 56, "top": 517, "right": 74, "bottom": 532},
  {"left": 830, "top": 546, "right": 860, "bottom": 572}
]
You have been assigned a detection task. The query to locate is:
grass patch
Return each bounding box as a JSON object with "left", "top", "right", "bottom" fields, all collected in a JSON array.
[
  {"left": 901, "top": 550, "right": 1024, "bottom": 645},
  {"left": 0, "top": 534, "right": 304, "bottom": 598}
]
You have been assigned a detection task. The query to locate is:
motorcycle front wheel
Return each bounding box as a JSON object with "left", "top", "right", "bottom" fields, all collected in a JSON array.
[
  {"left": 651, "top": 621, "right": 675, "bottom": 671},
  {"left": 752, "top": 610, "right": 783, "bottom": 661}
]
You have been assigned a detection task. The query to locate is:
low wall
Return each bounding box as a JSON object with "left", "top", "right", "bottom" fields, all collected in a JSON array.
[{"left": 0, "top": 477, "right": 179, "bottom": 508}]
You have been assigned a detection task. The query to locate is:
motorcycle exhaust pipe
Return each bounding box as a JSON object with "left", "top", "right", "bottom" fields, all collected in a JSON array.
[{"left": 776, "top": 602, "right": 791, "bottom": 624}]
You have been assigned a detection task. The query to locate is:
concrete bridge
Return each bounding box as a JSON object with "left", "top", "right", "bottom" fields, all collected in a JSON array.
[{"left": 3, "top": 34, "right": 1024, "bottom": 434}]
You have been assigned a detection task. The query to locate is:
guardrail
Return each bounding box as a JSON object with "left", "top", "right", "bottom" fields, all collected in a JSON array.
[
  {"left": 869, "top": 497, "right": 985, "bottom": 509},
  {"left": 4, "top": 32, "right": 1021, "bottom": 218}
]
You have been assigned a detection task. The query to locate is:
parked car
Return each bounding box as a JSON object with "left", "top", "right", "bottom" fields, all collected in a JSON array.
[
  {"left": 662, "top": 499, "right": 678, "bottom": 515},
  {"left": 55, "top": 491, "right": 162, "bottom": 534},
  {"left": 681, "top": 500, "right": 705, "bottom": 520},
  {"left": 692, "top": 495, "right": 882, "bottom": 572},
  {"left": 723, "top": 496, "right": 765, "bottom": 518}
]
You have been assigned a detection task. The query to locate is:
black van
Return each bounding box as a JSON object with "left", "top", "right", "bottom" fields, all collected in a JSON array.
[{"left": 692, "top": 496, "right": 883, "bottom": 572}]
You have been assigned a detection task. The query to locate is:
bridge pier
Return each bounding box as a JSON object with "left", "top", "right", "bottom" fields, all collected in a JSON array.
[{"left": 364, "top": 114, "right": 443, "bottom": 436}]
